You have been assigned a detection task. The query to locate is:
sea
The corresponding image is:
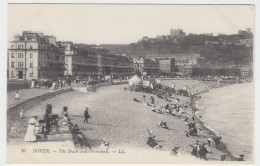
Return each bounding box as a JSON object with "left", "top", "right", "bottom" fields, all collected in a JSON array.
[{"left": 197, "top": 83, "right": 254, "bottom": 161}]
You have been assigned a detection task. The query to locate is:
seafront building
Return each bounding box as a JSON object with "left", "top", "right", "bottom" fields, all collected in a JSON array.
[
  {"left": 7, "top": 31, "right": 65, "bottom": 80},
  {"left": 60, "top": 42, "right": 134, "bottom": 77},
  {"left": 133, "top": 57, "right": 160, "bottom": 75},
  {"left": 158, "top": 58, "right": 175, "bottom": 73},
  {"left": 8, "top": 31, "right": 134, "bottom": 81}
]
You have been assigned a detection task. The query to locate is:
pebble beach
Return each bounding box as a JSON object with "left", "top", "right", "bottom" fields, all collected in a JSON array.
[{"left": 7, "top": 77, "right": 253, "bottom": 163}]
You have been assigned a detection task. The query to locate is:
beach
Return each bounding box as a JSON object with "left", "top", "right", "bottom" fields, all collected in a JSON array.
[{"left": 7, "top": 78, "right": 253, "bottom": 163}]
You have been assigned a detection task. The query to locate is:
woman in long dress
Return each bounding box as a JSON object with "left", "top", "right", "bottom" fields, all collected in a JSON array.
[{"left": 24, "top": 116, "right": 38, "bottom": 142}]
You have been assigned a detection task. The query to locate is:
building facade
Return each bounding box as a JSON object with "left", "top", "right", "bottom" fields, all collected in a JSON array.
[
  {"left": 8, "top": 31, "right": 134, "bottom": 80},
  {"left": 159, "top": 58, "right": 175, "bottom": 73},
  {"left": 133, "top": 57, "right": 160, "bottom": 75},
  {"left": 8, "top": 31, "right": 65, "bottom": 80},
  {"left": 59, "top": 42, "right": 133, "bottom": 77},
  {"left": 170, "top": 29, "right": 186, "bottom": 38}
]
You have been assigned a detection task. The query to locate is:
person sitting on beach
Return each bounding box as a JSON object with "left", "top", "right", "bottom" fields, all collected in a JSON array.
[
  {"left": 212, "top": 132, "right": 222, "bottom": 146},
  {"left": 62, "top": 113, "right": 69, "bottom": 126},
  {"left": 147, "top": 129, "right": 155, "bottom": 138},
  {"left": 190, "top": 140, "right": 201, "bottom": 157},
  {"left": 237, "top": 154, "right": 244, "bottom": 161},
  {"left": 142, "top": 95, "right": 146, "bottom": 102},
  {"left": 181, "top": 116, "right": 189, "bottom": 124},
  {"left": 220, "top": 154, "right": 227, "bottom": 161},
  {"left": 208, "top": 135, "right": 215, "bottom": 147},
  {"left": 133, "top": 97, "right": 141, "bottom": 102},
  {"left": 158, "top": 121, "right": 168, "bottom": 129},
  {"left": 178, "top": 108, "right": 184, "bottom": 117},
  {"left": 198, "top": 143, "right": 210, "bottom": 160},
  {"left": 150, "top": 96, "right": 155, "bottom": 104},
  {"left": 186, "top": 122, "right": 198, "bottom": 137},
  {"left": 156, "top": 107, "right": 162, "bottom": 114},
  {"left": 187, "top": 121, "right": 196, "bottom": 129},
  {"left": 165, "top": 100, "right": 169, "bottom": 110},
  {"left": 100, "top": 138, "right": 110, "bottom": 151},
  {"left": 151, "top": 106, "right": 156, "bottom": 112},
  {"left": 170, "top": 146, "right": 180, "bottom": 156}
]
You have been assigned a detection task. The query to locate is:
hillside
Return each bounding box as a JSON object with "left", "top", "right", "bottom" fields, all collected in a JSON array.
[{"left": 100, "top": 34, "right": 253, "bottom": 66}]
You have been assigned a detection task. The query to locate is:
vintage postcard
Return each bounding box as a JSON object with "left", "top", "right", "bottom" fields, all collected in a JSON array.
[{"left": 6, "top": 4, "right": 254, "bottom": 164}]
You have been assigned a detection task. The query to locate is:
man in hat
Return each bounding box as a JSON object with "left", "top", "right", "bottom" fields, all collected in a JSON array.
[
  {"left": 44, "top": 104, "right": 52, "bottom": 134},
  {"left": 84, "top": 107, "right": 91, "bottom": 123}
]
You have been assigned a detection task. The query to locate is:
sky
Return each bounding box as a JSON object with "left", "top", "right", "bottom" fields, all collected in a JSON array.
[{"left": 8, "top": 4, "right": 254, "bottom": 44}]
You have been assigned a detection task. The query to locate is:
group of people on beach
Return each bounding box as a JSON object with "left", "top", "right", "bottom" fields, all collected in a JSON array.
[{"left": 131, "top": 84, "right": 247, "bottom": 161}]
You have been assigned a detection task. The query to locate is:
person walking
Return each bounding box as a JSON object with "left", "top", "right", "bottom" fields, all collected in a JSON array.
[
  {"left": 84, "top": 107, "right": 91, "bottom": 123},
  {"left": 15, "top": 90, "right": 20, "bottom": 100}
]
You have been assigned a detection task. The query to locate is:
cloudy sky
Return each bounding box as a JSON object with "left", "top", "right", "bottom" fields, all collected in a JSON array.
[{"left": 8, "top": 4, "right": 254, "bottom": 44}]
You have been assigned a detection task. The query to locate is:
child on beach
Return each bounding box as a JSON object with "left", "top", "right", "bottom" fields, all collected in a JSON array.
[
  {"left": 62, "top": 106, "right": 69, "bottom": 116},
  {"left": 15, "top": 90, "right": 20, "bottom": 100}
]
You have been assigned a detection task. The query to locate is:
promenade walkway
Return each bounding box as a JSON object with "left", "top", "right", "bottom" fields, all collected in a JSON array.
[
  {"left": 7, "top": 86, "right": 75, "bottom": 161},
  {"left": 7, "top": 88, "right": 51, "bottom": 110}
]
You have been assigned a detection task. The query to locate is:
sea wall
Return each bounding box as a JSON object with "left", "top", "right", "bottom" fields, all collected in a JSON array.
[{"left": 86, "top": 82, "right": 112, "bottom": 92}]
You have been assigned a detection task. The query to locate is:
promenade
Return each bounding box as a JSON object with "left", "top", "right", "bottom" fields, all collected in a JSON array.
[{"left": 7, "top": 88, "right": 51, "bottom": 110}]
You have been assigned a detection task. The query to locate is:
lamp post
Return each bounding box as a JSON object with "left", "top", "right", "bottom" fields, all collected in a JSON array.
[{"left": 24, "top": 39, "right": 27, "bottom": 80}]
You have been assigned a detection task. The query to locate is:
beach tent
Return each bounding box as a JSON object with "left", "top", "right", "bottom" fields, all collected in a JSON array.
[
  {"left": 129, "top": 75, "right": 142, "bottom": 85},
  {"left": 142, "top": 80, "right": 151, "bottom": 87},
  {"left": 155, "top": 79, "right": 163, "bottom": 85},
  {"left": 104, "top": 75, "right": 111, "bottom": 81}
]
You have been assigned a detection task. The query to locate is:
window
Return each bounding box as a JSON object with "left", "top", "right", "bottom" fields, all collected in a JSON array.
[
  {"left": 11, "top": 62, "right": 14, "bottom": 68},
  {"left": 18, "top": 53, "right": 23, "bottom": 58},
  {"left": 30, "top": 72, "right": 33, "bottom": 77},
  {"left": 18, "top": 62, "right": 23, "bottom": 68},
  {"left": 11, "top": 53, "right": 15, "bottom": 58},
  {"left": 18, "top": 45, "right": 24, "bottom": 49},
  {"left": 30, "top": 53, "right": 33, "bottom": 58},
  {"left": 30, "top": 62, "right": 33, "bottom": 68},
  {"left": 55, "top": 56, "right": 59, "bottom": 60},
  {"left": 11, "top": 45, "right": 15, "bottom": 49},
  {"left": 30, "top": 45, "right": 33, "bottom": 49}
]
